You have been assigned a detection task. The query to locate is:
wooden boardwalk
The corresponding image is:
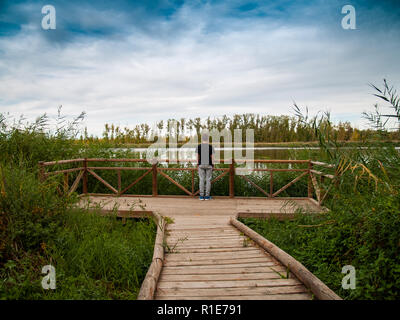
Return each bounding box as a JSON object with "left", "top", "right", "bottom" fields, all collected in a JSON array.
[
  {"left": 157, "top": 215, "right": 312, "bottom": 300},
  {"left": 79, "top": 196, "right": 334, "bottom": 300}
]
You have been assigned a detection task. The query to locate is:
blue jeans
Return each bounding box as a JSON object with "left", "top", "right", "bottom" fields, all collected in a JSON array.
[{"left": 198, "top": 164, "right": 212, "bottom": 197}]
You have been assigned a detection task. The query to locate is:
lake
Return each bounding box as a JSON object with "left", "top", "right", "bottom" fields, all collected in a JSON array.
[
  {"left": 112, "top": 147, "right": 322, "bottom": 161},
  {"left": 111, "top": 146, "right": 400, "bottom": 161}
]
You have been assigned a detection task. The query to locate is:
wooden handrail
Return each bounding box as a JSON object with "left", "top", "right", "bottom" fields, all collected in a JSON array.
[
  {"left": 41, "top": 158, "right": 312, "bottom": 166},
  {"left": 310, "top": 169, "right": 335, "bottom": 179},
  {"left": 310, "top": 161, "right": 335, "bottom": 168},
  {"left": 38, "top": 158, "right": 336, "bottom": 204}
]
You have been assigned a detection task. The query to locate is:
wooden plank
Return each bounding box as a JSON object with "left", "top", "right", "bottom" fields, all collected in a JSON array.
[
  {"left": 166, "top": 225, "right": 237, "bottom": 231},
  {"left": 156, "top": 284, "right": 307, "bottom": 296},
  {"left": 86, "top": 166, "right": 151, "bottom": 171},
  {"left": 157, "top": 278, "right": 302, "bottom": 289},
  {"left": 156, "top": 293, "right": 311, "bottom": 300},
  {"left": 46, "top": 167, "right": 85, "bottom": 176},
  {"left": 167, "top": 247, "right": 261, "bottom": 254},
  {"left": 164, "top": 251, "right": 267, "bottom": 261},
  {"left": 166, "top": 235, "right": 245, "bottom": 241},
  {"left": 166, "top": 231, "right": 238, "bottom": 237},
  {"left": 161, "top": 265, "right": 287, "bottom": 275},
  {"left": 162, "top": 261, "right": 280, "bottom": 269},
  {"left": 310, "top": 161, "right": 335, "bottom": 168},
  {"left": 42, "top": 158, "right": 85, "bottom": 166},
  {"left": 239, "top": 175, "right": 269, "bottom": 197},
  {"left": 310, "top": 169, "right": 334, "bottom": 179},
  {"left": 165, "top": 244, "right": 250, "bottom": 250},
  {"left": 166, "top": 238, "right": 255, "bottom": 245},
  {"left": 159, "top": 272, "right": 284, "bottom": 282},
  {"left": 68, "top": 170, "right": 84, "bottom": 195},
  {"left": 167, "top": 221, "right": 230, "bottom": 226},
  {"left": 87, "top": 169, "right": 118, "bottom": 194},
  {"left": 163, "top": 257, "right": 272, "bottom": 267},
  {"left": 166, "top": 229, "right": 238, "bottom": 235},
  {"left": 310, "top": 173, "right": 321, "bottom": 202},
  {"left": 319, "top": 185, "right": 332, "bottom": 205},
  {"left": 158, "top": 170, "right": 192, "bottom": 196},
  {"left": 165, "top": 239, "right": 247, "bottom": 246},
  {"left": 166, "top": 238, "right": 245, "bottom": 244},
  {"left": 86, "top": 158, "right": 147, "bottom": 163},
  {"left": 168, "top": 222, "right": 231, "bottom": 227}
]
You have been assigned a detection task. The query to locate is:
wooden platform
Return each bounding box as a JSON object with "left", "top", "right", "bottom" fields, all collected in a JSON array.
[
  {"left": 78, "top": 196, "right": 330, "bottom": 300},
  {"left": 78, "top": 196, "right": 324, "bottom": 218}
]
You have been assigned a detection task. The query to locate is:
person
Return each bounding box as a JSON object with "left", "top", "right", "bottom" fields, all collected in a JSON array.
[{"left": 197, "top": 132, "right": 215, "bottom": 200}]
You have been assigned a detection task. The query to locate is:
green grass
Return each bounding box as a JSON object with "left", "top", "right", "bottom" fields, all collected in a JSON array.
[
  {"left": 1, "top": 209, "right": 156, "bottom": 299},
  {"left": 45, "top": 210, "right": 156, "bottom": 299}
]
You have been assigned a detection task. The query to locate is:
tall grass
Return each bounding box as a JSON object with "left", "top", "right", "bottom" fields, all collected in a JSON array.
[{"left": 43, "top": 210, "right": 156, "bottom": 299}]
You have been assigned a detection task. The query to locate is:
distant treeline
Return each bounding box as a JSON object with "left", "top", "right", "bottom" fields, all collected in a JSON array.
[{"left": 80, "top": 114, "right": 400, "bottom": 144}]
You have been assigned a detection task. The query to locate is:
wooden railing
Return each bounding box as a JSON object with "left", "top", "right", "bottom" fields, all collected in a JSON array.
[{"left": 38, "top": 158, "right": 336, "bottom": 205}]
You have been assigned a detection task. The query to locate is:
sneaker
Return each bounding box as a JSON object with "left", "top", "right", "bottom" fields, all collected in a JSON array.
[
  {"left": 199, "top": 196, "right": 205, "bottom": 200},
  {"left": 204, "top": 196, "right": 211, "bottom": 200}
]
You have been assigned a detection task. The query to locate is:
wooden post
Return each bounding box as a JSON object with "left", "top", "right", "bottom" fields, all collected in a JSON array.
[
  {"left": 38, "top": 161, "right": 45, "bottom": 182},
  {"left": 83, "top": 158, "right": 88, "bottom": 194},
  {"left": 63, "top": 172, "right": 69, "bottom": 193},
  {"left": 191, "top": 169, "right": 195, "bottom": 196},
  {"left": 229, "top": 161, "right": 235, "bottom": 198},
  {"left": 308, "top": 161, "right": 312, "bottom": 198},
  {"left": 117, "top": 169, "right": 121, "bottom": 195},
  {"left": 269, "top": 171, "right": 273, "bottom": 197},
  {"left": 320, "top": 175, "right": 325, "bottom": 202},
  {"left": 152, "top": 162, "right": 158, "bottom": 197}
]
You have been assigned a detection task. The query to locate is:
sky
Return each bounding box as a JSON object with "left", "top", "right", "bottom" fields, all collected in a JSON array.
[{"left": 0, "top": 0, "right": 400, "bottom": 136}]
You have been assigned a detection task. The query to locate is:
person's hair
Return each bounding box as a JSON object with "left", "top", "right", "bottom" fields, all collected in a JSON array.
[{"left": 201, "top": 132, "right": 209, "bottom": 142}]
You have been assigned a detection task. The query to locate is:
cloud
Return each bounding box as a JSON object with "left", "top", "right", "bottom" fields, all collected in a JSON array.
[{"left": 0, "top": 0, "right": 400, "bottom": 135}]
